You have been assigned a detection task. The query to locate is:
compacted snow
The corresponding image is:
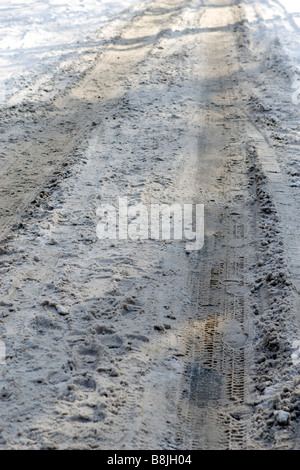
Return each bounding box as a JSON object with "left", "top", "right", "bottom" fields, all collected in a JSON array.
[{"left": 2, "top": 0, "right": 300, "bottom": 451}]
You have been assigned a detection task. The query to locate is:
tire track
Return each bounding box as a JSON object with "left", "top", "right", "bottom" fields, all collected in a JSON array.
[
  {"left": 0, "top": 0, "right": 187, "bottom": 243},
  {"left": 173, "top": 106, "right": 253, "bottom": 449}
]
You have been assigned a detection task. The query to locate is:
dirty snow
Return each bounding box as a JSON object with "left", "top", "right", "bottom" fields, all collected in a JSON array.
[{"left": 2, "top": 0, "right": 300, "bottom": 451}]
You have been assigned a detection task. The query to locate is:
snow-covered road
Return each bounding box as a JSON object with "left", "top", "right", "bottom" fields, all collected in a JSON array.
[{"left": 2, "top": 0, "right": 300, "bottom": 450}]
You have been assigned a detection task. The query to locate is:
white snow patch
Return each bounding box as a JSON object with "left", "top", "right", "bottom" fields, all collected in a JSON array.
[
  {"left": 0, "top": 0, "right": 149, "bottom": 104},
  {"left": 291, "top": 340, "right": 300, "bottom": 365}
]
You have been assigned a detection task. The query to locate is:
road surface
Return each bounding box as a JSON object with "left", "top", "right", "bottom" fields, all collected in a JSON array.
[{"left": 1, "top": 0, "right": 300, "bottom": 450}]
